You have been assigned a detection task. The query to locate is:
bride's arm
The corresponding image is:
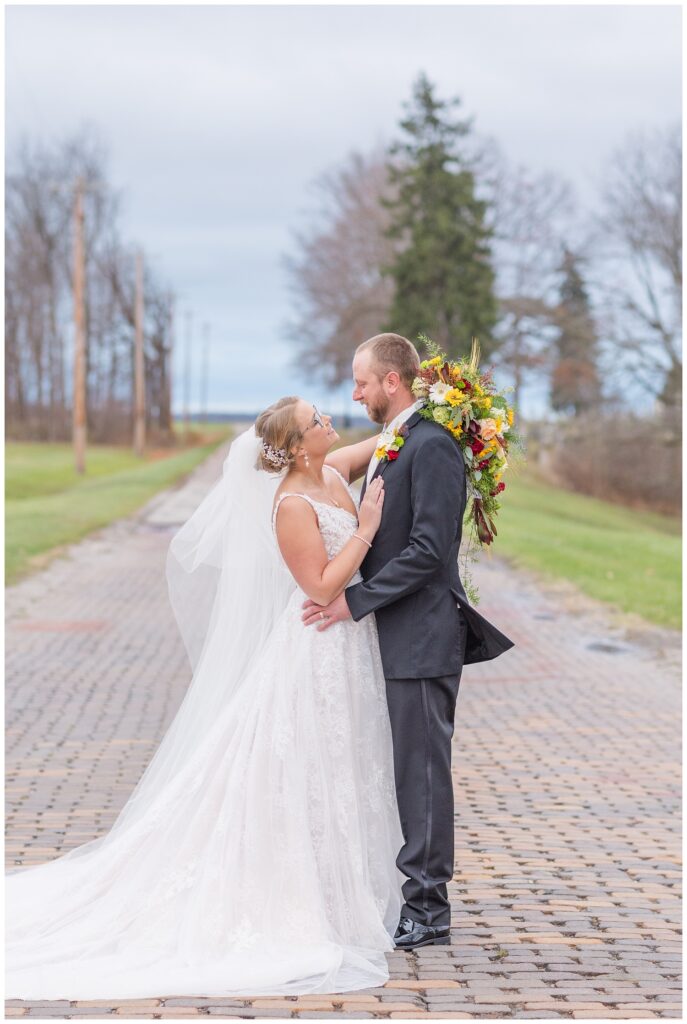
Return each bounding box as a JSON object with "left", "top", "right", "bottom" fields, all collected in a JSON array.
[
  {"left": 325, "top": 433, "right": 379, "bottom": 483},
  {"left": 274, "top": 482, "right": 384, "bottom": 606}
]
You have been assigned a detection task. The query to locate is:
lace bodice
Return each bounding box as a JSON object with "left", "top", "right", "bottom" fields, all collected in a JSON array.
[{"left": 272, "top": 466, "right": 362, "bottom": 581}]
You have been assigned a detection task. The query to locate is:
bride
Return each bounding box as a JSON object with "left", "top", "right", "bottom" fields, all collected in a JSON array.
[{"left": 6, "top": 397, "right": 405, "bottom": 1000}]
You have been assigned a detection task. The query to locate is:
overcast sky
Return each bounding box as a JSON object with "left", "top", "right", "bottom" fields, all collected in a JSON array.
[{"left": 6, "top": 4, "right": 682, "bottom": 417}]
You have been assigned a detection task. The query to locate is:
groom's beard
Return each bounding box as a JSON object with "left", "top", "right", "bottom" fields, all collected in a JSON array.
[{"left": 363, "top": 397, "right": 391, "bottom": 426}]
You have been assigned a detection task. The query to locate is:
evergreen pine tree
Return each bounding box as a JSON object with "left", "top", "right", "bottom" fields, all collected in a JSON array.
[
  {"left": 550, "top": 249, "right": 602, "bottom": 416},
  {"left": 383, "top": 73, "right": 498, "bottom": 358}
]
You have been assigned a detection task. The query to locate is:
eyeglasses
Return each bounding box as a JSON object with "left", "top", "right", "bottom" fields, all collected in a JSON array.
[{"left": 303, "top": 406, "right": 325, "bottom": 432}]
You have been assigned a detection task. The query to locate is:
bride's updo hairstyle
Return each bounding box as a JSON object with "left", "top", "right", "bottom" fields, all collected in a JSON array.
[{"left": 255, "top": 396, "right": 303, "bottom": 474}]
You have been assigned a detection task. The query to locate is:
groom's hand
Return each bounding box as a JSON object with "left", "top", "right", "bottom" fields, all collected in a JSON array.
[{"left": 302, "top": 593, "right": 351, "bottom": 631}]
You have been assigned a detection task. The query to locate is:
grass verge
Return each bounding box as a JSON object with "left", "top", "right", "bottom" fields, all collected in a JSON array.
[
  {"left": 6, "top": 432, "right": 230, "bottom": 585},
  {"left": 487, "top": 468, "right": 681, "bottom": 630}
]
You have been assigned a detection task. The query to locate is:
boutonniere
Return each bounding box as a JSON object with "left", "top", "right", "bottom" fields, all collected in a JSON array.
[{"left": 375, "top": 423, "right": 409, "bottom": 463}]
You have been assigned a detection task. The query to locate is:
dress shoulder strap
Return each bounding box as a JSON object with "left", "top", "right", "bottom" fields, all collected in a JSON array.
[
  {"left": 271, "top": 492, "right": 319, "bottom": 533},
  {"left": 323, "top": 463, "right": 356, "bottom": 500}
]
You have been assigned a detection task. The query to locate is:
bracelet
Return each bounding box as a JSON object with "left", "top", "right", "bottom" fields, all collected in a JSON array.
[{"left": 353, "top": 533, "right": 372, "bottom": 549}]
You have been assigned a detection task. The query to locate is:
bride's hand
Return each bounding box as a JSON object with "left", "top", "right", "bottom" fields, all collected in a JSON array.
[{"left": 356, "top": 478, "right": 385, "bottom": 542}]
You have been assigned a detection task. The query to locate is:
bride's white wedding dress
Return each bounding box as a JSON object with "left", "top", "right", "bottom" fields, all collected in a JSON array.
[{"left": 6, "top": 428, "right": 404, "bottom": 1000}]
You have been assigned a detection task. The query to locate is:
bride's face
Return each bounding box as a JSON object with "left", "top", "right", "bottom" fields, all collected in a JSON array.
[{"left": 294, "top": 400, "right": 339, "bottom": 462}]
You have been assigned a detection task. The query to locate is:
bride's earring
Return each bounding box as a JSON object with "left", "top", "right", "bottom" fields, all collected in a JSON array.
[{"left": 303, "top": 451, "right": 310, "bottom": 468}]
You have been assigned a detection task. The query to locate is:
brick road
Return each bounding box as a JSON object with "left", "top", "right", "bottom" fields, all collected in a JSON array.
[{"left": 6, "top": 441, "right": 681, "bottom": 1020}]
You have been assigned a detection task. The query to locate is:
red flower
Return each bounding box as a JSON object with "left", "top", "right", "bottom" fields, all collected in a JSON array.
[
  {"left": 387, "top": 449, "right": 399, "bottom": 461},
  {"left": 490, "top": 482, "right": 506, "bottom": 496},
  {"left": 478, "top": 460, "right": 490, "bottom": 470},
  {"left": 470, "top": 439, "right": 485, "bottom": 454}
]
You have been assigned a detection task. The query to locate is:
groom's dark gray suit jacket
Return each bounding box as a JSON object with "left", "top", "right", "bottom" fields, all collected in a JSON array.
[{"left": 345, "top": 410, "right": 514, "bottom": 680}]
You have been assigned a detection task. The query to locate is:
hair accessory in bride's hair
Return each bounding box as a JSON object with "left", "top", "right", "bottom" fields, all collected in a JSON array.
[{"left": 261, "top": 440, "right": 289, "bottom": 469}]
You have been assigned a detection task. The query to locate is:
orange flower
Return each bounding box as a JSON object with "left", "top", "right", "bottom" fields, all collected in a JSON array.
[{"left": 479, "top": 418, "right": 499, "bottom": 440}]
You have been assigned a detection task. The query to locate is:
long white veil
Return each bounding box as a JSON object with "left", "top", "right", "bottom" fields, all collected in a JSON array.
[
  {"left": 8, "top": 424, "right": 295, "bottom": 856},
  {"left": 109, "top": 423, "right": 296, "bottom": 835}
]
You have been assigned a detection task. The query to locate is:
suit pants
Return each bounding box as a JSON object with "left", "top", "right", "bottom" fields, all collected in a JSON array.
[{"left": 385, "top": 670, "right": 463, "bottom": 928}]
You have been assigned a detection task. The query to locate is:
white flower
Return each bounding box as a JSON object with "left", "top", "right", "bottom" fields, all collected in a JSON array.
[
  {"left": 429, "top": 381, "right": 452, "bottom": 405},
  {"left": 411, "top": 377, "right": 430, "bottom": 398}
]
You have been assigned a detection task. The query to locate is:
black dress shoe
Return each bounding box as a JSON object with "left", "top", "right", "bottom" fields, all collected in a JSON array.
[{"left": 394, "top": 916, "right": 450, "bottom": 950}]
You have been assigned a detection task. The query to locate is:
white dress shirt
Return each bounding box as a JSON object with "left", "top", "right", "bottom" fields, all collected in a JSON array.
[{"left": 366, "top": 400, "right": 424, "bottom": 485}]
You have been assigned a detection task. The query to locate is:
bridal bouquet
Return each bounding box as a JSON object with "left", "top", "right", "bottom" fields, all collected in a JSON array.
[{"left": 412, "top": 335, "right": 520, "bottom": 550}]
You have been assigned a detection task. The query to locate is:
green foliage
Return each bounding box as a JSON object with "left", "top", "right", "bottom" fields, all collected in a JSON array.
[
  {"left": 418, "top": 332, "right": 443, "bottom": 360},
  {"left": 384, "top": 74, "right": 499, "bottom": 358}
]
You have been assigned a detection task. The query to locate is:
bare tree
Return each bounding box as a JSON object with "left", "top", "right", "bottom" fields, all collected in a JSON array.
[
  {"left": 484, "top": 147, "right": 579, "bottom": 416},
  {"left": 6, "top": 127, "right": 176, "bottom": 443},
  {"left": 6, "top": 138, "right": 73, "bottom": 438},
  {"left": 6, "top": 129, "right": 118, "bottom": 439},
  {"left": 145, "top": 281, "right": 175, "bottom": 440},
  {"left": 590, "top": 123, "right": 681, "bottom": 409},
  {"left": 283, "top": 149, "right": 396, "bottom": 388}
]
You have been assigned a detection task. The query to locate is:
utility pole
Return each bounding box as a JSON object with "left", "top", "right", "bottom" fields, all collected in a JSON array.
[
  {"left": 201, "top": 323, "right": 210, "bottom": 429},
  {"left": 133, "top": 250, "right": 145, "bottom": 456},
  {"left": 72, "top": 177, "right": 87, "bottom": 474},
  {"left": 183, "top": 310, "right": 192, "bottom": 440},
  {"left": 165, "top": 295, "right": 174, "bottom": 440}
]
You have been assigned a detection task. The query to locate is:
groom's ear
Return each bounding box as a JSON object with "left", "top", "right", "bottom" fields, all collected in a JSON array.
[{"left": 384, "top": 370, "right": 401, "bottom": 394}]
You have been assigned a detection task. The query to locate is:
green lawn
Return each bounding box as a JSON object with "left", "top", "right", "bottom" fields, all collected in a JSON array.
[
  {"left": 6, "top": 433, "right": 682, "bottom": 630},
  {"left": 489, "top": 468, "right": 681, "bottom": 630},
  {"left": 6, "top": 432, "right": 231, "bottom": 585}
]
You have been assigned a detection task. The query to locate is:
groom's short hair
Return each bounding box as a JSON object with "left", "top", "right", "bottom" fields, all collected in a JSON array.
[{"left": 357, "top": 333, "right": 420, "bottom": 388}]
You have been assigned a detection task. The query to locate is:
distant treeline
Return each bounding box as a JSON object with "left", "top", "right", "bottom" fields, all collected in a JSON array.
[
  {"left": 282, "top": 74, "right": 681, "bottom": 513},
  {"left": 5, "top": 76, "right": 681, "bottom": 514},
  {"left": 285, "top": 74, "right": 681, "bottom": 421},
  {"left": 178, "top": 411, "right": 373, "bottom": 428},
  {"left": 6, "top": 130, "right": 175, "bottom": 444}
]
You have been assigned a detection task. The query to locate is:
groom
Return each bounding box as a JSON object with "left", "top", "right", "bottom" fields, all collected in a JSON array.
[{"left": 302, "top": 333, "right": 514, "bottom": 949}]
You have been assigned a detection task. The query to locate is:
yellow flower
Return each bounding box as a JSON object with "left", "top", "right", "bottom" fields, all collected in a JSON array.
[
  {"left": 420, "top": 356, "right": 443, "bottom": 370},
  {"left": 444, "top": 388, "right": 465, "bottom": 406},
  {"left": 481, "top": 396, "right": 492, "bottom": 410},
  {"left": 507, "top": 407, "right": 514, "bottom": 426},
  {"left": 375, "top": 447, "right": 386, "bottom": 460},
  {"left": 473, "top": 383, "right": 484, "bottom": 396},
  {"left": 448, "top": 423, "right": 463, "bottom": 437}
]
